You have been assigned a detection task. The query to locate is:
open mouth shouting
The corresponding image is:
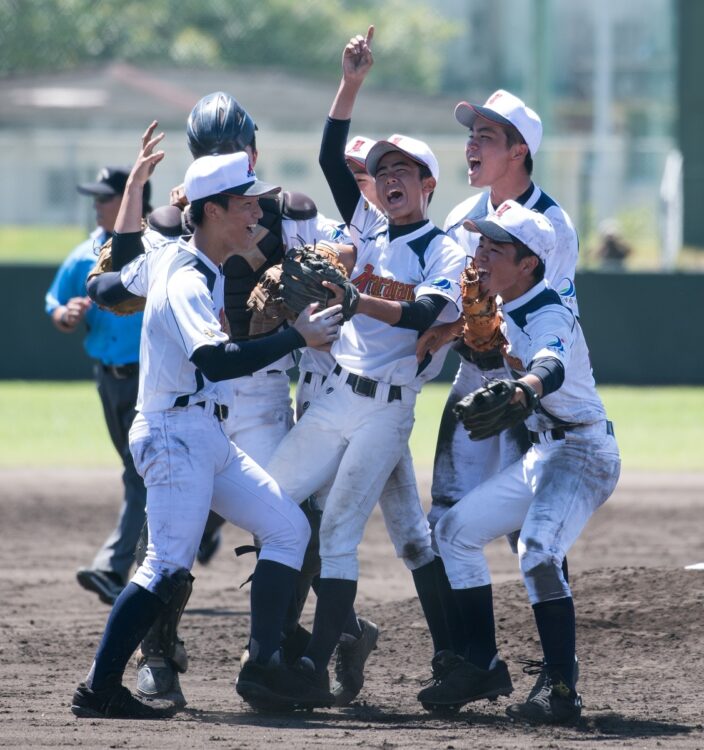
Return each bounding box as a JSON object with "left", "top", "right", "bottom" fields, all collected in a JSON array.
[{"left": 386, "top": 186, "right": 405, "bottom": 205}]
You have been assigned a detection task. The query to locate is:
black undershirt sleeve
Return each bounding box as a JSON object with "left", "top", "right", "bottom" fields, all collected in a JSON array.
[
  {"left": 319, "top": 117, "right": 361, "bottom": 227},
  {"left": 111, "top": 231, "right": 146, "bottom": 270},
  {"left": 528, "top": 356, "right": 565, "bottom": 396},
  {"left": 86, "top": 272, "right": 140, "bottom": 308},
  {"left": 392, "top": 295, "right": 448, "bottom": 333},
  {"left": 190, "top": 327, "right": 306, "bottom": 381}
]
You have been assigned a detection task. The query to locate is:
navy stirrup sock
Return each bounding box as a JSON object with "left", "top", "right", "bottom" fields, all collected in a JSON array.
[
  {"left": 250, "top": 559, "right": 299, "bottom": 664},
  {"left": 451, "top": 583, "right": 497, "bottom": 670},
  {"left": 90, "top": 582, "right": 165, "bottom": 690},
  {"left": 304, "top": 578, "right": 357, "bottom": 672},
  {"left": 532, "top": 596, "right": 576, "bottom": 688}
]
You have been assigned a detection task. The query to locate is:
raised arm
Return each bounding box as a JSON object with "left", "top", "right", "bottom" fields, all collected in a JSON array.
[
  {"left": 319, "top": 26, "right": 375, "bottom": 226},
  {"left": 111, "top": 122, "right": 165, "bottom": 270}
]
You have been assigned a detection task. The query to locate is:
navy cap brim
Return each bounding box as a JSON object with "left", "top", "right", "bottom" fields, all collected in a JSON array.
[
  {"left": 455, "top": 101, "right": 514, "bottom": 131},
  {"left": 464, "top": 218, "right": 519, "bottom": 245},
  {"left": 224, "top": 179, "right": 281, "bottom": 197}
]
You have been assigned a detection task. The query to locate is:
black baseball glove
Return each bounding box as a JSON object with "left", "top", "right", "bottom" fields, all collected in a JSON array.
[
  {"left": 453, "top": 378, "right": 539, "bottom": 440},
  {"left": 280, "top": 245, "right": 360, "bottom": 321}
]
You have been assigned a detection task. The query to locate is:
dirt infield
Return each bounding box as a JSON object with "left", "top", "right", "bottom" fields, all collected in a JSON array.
[{"left": 2, "top": 468, "right": 703, "bottom": 749}]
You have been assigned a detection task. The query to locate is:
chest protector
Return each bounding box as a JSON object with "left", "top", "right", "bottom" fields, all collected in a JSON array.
[{"left": 223, "top": 191, "right": 317, "bottom": 340}]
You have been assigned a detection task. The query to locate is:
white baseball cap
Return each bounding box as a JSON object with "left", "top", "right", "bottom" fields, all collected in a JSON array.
[
  {"left": 184, "top": 152, "right": 280, "bottom": 202},
  {"left": 365, "top": 134, "right": 440, "bottom": 182},
  {"left": 345, "top": 135, "right": 376, "bottom": 169},
  {"left": 463, "top": 200, "right": 555, "bottom": 261},
  {"left": 454, "top": 89, "right": 543, "bottom": 156}
]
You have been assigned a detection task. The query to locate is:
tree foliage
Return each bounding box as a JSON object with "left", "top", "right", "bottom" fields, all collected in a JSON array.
[{"left": 0, "top": 0, "right": 461, "bottom": 93}]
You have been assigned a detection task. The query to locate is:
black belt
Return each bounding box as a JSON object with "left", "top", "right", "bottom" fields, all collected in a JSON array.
[
  {"left": 102, "top": 362, "right": 139, "bottom": 379},
  {"left": 529, "top": 420, "right": 614, "bottom": 444},
  {"left": 195, "top": 401, "right": 229, "bottom": 422},
  {"left": 333, "top": 364, "right": 402, "bottom": 403},
  {"left": 302, "top": 371, "right": 327, "bottom": 385}
]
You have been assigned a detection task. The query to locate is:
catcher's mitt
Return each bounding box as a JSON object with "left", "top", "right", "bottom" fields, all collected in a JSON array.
[
  {"left": 246, "top": 264, "right": 287, "bottom": 337},
  {"left": 86, "top": 223, "right": 146, "bottom": 316},
  {"left": 453, "top": 378, "right": 539, "bottom": 440},
  {"left": 460, "top": 261, "right": 506, "bottom": 352},
  {"left": 280, "top": 243, "right": 359, "bottom": 321}
]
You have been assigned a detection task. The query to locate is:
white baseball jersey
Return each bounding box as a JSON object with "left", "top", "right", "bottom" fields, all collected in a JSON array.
[
  {"left": 444, "top": 185, "right": 579, "bottom": 315},
  {"left": 121, "top": 236, "right": 230, "bottom": 414},
  {"left": 501, "top": 280, "right": 606, "bottom": 431},
  {"left": 332, "top": 197, "right": 465, "bottom": 388},
  {"left": 434, "top": 279, "right": 620, "bottom": 604}
]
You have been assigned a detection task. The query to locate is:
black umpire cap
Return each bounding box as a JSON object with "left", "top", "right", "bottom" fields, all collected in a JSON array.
[{"left": 77, "top": 166, "right": 152, "bottom": 213}]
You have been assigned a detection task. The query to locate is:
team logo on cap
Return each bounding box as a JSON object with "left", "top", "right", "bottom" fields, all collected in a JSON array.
[
  {"left": 486, "top": 92, "right": 504, "bottom": 107},
  {"left": 98, "top": 167, "right": 110, "bottom": 181},
  {"left": 349, "top": 139, "right": 366, "bottom": 153},
  {"left": 495, "top": 202, "right": 513, "bottom": 218},
  {"left": 247, "top": 162, "right": 255, "bottom": 178}
]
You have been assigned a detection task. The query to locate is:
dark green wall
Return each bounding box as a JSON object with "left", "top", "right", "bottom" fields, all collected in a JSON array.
[
  {"left": 677, "top": 0, "right": 704, "bottom": 247},
  {"left": 2, "top": 265, "right": 703, "bottom": 384}
]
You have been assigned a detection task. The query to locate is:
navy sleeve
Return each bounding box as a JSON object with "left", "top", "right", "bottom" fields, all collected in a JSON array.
[
  {"left": 111, "top": 232, "right": 145, "bottom": 270},
  {"left": 319, "top": 117, "right": 361, "bottom": 226},
  {"left": 87, "top": 272, "right": 141, "bottom": 308},
  {"left": 392, "top": 295, "right": 448, "bottom": 333},
  {"left": 190, "top": 327, "right": 306, "bottom": 381},
  {"left": 528, "top": 356, "right": 565, "bottom": 396}
]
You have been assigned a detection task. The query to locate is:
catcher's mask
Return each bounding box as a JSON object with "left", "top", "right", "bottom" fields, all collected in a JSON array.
[{"left": 186, "top": 91, "right": 257, "bottom": 158}]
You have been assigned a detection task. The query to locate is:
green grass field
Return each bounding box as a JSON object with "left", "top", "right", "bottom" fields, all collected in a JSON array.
[
  {"left": 1, "top": 381, "right": 702, "bottom": 472},
  {"left": 0, "top": 226, "right": 86, "bottom": 264},
  {"left": 3, "top": 224, "right": 704, "bottom": 271}
]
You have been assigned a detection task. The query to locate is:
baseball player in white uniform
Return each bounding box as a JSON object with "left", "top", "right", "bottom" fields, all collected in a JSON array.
[
  {"left": 417, "top": 201, "right": 620, "bottom": 725},
  {"left": 295, "top": 133, "right": 449, "bottom": 705},
  {"left": 131, "top": 97, "right": 354, "bottom": 708},
  {"left": 71, "top": 147, "right": 343, "bottom": 719},
  {"left": 415, "top": 89, "right": 581, "bottom": 665},
  {"left": 260, "top": 27, "right": 466, "bottom": 708}
]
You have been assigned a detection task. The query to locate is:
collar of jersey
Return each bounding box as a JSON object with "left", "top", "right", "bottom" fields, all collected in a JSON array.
[
  {"left": 488, "top": 182, "right": 537, "bottom": 214},
  {"left": 177, "top": 236, "right": 221, "bottom": 275},
  {"left": 502, "top": 279, "right": 549, "bottom": 313},
  {"left": 387, "top": 219, "right": 435, "bottom": 244}
]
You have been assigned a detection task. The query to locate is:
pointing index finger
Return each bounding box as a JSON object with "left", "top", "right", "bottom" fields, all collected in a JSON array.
[{"left": 365, "top": 25, "right": 375, "bottom": 47}]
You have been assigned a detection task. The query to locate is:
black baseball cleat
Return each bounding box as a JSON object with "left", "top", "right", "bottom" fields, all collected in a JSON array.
[
  {"left": 417, "top": 650, "right": 465, "bottom": 714},
  {"left": 236, "top": 660, "right": 297, "bottom": 713},
  {"left": 331, "top": 617, "right": 379, "bottom": 706},
  {"left": 76, "top": 568, "right": 124, "bottom": 605},
  {"left": 281, "top": 624, "right": 313, "bottom": 666},
  {"left": 236, "top": 656, "right": 334, "bottom": 712},
  {"left": 417, "top": 655, "right": 513, "bottom": 712},
  {"left": 505, "top": 667, "right": 582, "bottom": 725},
  {"left": 71, "top": 679, "right": 177, "bottom": 719}
]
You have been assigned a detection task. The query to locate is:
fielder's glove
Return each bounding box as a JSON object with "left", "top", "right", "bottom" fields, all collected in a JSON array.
[
  {"left": 454, "top": 378, "right": 539, "bottom": 440},
  {"left": 86, "top": 232, "right": 146, "bottom": 316},
  {"left": 246, "top": 264, "right": 287, "bottom": 337},
  {"left": 460, "top": 260, "right": 506, "bottom": 352},
  {"left": 280, "top": 243, "right": 359, "bottom": 321}
]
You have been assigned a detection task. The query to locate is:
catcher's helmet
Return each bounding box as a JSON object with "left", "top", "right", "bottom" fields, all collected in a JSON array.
[{"left": 186, "top": 91, "right": 257, "bottom": 158}]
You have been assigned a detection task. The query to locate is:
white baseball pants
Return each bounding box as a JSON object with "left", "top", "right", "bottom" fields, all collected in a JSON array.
[
  {"left": 435, "top": 422, "right": 620, "bottom": 604},
  {"left": 128, "top": 405, "right": 309, "bottom": 595}
]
